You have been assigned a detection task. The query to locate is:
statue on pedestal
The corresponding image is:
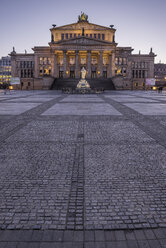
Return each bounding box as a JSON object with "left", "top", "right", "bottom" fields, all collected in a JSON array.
[{"left": 76, "top": 67, "right": 90, "bottom": 89}]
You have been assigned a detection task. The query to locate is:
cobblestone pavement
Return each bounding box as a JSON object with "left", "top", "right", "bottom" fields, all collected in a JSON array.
[{"left": 0, "top": 90, "right": 166, "bottom": 247}]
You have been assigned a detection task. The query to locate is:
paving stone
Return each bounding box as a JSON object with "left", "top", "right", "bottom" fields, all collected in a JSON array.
[
  {"left": 115, "top": 230, "right": 126, "bottom": 241},
  {"left": 137, "top": 240, "right": 150, "bottom": 248},
  {"left": 148, "top": 240, "right": 162, "bottom": 248},
  {"left": 95, "top": 230, "right": 105, "bottom": 241},
  {"left": 153, "top": 229, "right": 166, "bottom": 239},
  {"left": 143, "top": 229, "right": 156, "bottom": 239},
  {"left": 27, "top": 243, "right": 40, "bottom": 248},
  {"left": 125, "top": 230, "right": 136, "bottom": 240},
  {"left": 134, "top": 230, "right": 146, "bottom": 240},
  {"left": 127, "top": 240, "right": 139, "bottom": 248},
  {"left": 73, "top": 231, "right": 84, "bottom": 242},
  {"left": 84, "top": 231, "right": 95, "bottom": 241},
  {"left": 84, "top": 242, "right": 96, "bottom": 248},
  {"left": 106, "top": 241, "right": 128, "bottom": 248}
]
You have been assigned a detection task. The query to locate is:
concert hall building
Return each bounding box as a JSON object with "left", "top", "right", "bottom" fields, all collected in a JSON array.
[{"left": 10, "top": 13, "right": 156, "bottom": 90}]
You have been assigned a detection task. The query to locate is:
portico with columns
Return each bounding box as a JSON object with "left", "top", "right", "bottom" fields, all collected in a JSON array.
[{"left": 51, "top": 41, "right": 116, "bottom": 80}]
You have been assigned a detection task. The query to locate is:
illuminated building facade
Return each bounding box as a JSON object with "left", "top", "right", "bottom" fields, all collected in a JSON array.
[
  {"left": 154, "top": 63, "right": 166, "bottom": 87},
  {"left": 0, "top": 56, "right": 11, "bottom": 86},
  {"left": 10, "top": 13, "right": 156, "bottom": 90}
]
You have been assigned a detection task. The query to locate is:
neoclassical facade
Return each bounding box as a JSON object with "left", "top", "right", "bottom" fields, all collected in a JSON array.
[{"left": 10, "top": 13, "right": 156, "bottom": 90}]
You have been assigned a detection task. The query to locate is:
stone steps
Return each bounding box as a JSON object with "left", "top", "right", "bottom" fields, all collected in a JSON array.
[{"left": 50, "top": 78, "right": 115, "bottom": 90}]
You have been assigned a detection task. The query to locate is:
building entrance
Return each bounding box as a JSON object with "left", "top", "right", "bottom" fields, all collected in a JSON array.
[
  {"left": 70, "top": 70, "right": 75, "bottom": 78},
  {"left": 91, "top": 71, "right": 97, "bottom": 78},
  {"left": 103, "top": 71, "right": 107, "bottom": 78},
  {"left": 59, "top": 71, "right": 63, "bottom": 78}
]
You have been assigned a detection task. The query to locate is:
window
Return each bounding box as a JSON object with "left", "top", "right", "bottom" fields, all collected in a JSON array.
[
  {"left": 65, "top": 33, "right": 68, "bottom": 39},
  {"left": 91, "top": 57, "right": 97, "bottom": 65},
  {"left": 90, "top": 34, "right": 92, "bottom": 38},
  {"left": 43, "top": 58, "right": 47, "bottom": 65},
  {"left": 119, "top": 58, "right": 122, "bottom": 65},
  {"left": 78, "top": 34, "right": 80, "bottom": 37},
  {"left": 24, "top": 69, "right": 27, "bottom": 78},
  {"left": 28, "top": 82, "right": 31, "bottom": 86},
  {"left": 48, "top": 58, "right": 51, "bottom": 65},
  {"left": 103, "top": 57, "right": 108, "bottom": 65},
  {"left": 61, "top": 34, "right": 64, "bottom": 40},
  {"left": 21, "top": 70, "right": 23, "bottom": 78},
  {"left": 132, "top": 70, "right": 135, "bottom": 78},
  {"left": 80, "top": 57, "right": 86, "bottom": 65},
  {"left": 139, "top": 70, "right": 141, "bottom": 78},
  {"left": 86, "top": 34, "right": 88, "bottom": 37},
  {"left": 28, "top": 69, "right": 31, "bottom": 78},
  {"left": 142, "top": 70, "right": 145, "bottom": 78},
  {"left": 102, "top": 34, "right": 105, "bottom": 40},
  {"left": 51, "top": 34, "right": 54, "bottom": 42},
  {"left": 123, "top": 58, "right": 127, "bottom": 65},
  {"left": 94, "top": 34, "right": 96, "bottom": 39},
  {"left": 98, "top": 34, "right": 101, "bottom": 39},
  {"left": 40, "top": 57, "right": 43, "bottom": 65},
  {"left": 70, "top": 33, "right": 72, "bottom": 38},
  {"left": 69, "top": 57, "right": 75, "bottom": 65},
  {"left": 136, "top": 70, "right": 138, "bottom": 78},
  {"left": 74, "top": 34, "right": 76, "bottom": 38}
]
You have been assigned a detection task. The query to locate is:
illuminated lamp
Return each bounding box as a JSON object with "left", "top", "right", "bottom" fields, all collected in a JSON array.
[
  {"left": 98, "top": 71, "right": 100, "bottom": 74},
  {"left": 153, "top": 86, "right": 157, "bottom": 90},
  {"left": 9, "top": 86, "right": 13, "bottom": 90}
]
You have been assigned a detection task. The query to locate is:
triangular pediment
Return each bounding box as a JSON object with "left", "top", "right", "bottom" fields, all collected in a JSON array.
[
  {"left": 55, "top": 37, "right": 113, "bottom": 46},
  {"left": 51, "top": 22, "right": 114, "bottom": 31}
]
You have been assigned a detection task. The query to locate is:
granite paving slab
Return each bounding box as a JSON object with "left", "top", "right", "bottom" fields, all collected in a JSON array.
[
  {"left": 124, "top": 103, "right": 166, "bottom": 115},
  {"left": 42, "top": 103, "right": 122, "bottom": 115}
]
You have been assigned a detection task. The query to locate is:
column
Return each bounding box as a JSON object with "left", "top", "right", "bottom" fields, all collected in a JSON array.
[
  {"left": 107, "top": 54, "right": 112, "bottom": 78},
  {"left": 111, "top": 51, "right": 115, "bottom": 77},
  {"left": 99, "top": 51, "right": 103, "bottom": 78},
  {"left": 34, "top": 55, "right": 38, "bottom": 78},
  {"left": 54, "top": 54, "right": 57, "bottom": 78},
  {"left": 87, "top": 50, "right": 91, "bottom": 78},
  {"left": 63, "top": 50, "right": 67, "bottom": 78},
  {"left": 75, "top": 50, "right": 79, "bottom": 78}
]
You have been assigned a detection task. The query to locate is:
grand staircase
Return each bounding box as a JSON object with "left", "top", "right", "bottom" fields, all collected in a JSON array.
[{"left": 50, "top": 78, "right": 115, "bottom": 90}]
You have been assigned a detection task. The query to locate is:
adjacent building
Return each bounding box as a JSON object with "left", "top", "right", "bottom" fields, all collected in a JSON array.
[
  {"left": 0, "top": 56, "right": 11, "bottom": 87},
  {"left": 10, "top": 13, "right": 156, "bottom": 90},
  {"left": 154, "top": 63, "right": 166, "bottom": 87}
]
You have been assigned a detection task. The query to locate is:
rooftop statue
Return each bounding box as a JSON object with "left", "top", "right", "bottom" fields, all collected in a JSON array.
[{"left": 78, "top": 12, "right": 88, "bottom": 22}]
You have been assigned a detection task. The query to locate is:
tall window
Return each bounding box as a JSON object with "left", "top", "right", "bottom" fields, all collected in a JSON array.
[
  {"left": 70, "top": 33, "right": 72, "bottom": 38},
  {"left": 90, "top": 34, "right": 92, "bottom": 38},
  {"left": 61, "top": 34, "right": 64, "bottom": 40},
  {"left": 40, "top": 57, "right": 43, "bottom": 65},
  {"left": 98, "top": 34, "right": 101, "bottom": 39},
  {"left": 94, "top": 34, "right": 96, "bottom": 39},
  {"left": 74, "top": 34, "right": 76, "bottom": 38},
  {"left": 102, "top": 34, "right": 105, "bottom": 40},
  {"left": 65, "top": 33, "right": 68, "bottom": 39}
]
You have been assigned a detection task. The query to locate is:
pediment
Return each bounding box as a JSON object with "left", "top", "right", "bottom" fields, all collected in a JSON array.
[
  {"left": 54, "top": 22, "right": 112, "bottom": 31},
  {"left": 56, "top": 37, "right": 112, "bottom": 46}
]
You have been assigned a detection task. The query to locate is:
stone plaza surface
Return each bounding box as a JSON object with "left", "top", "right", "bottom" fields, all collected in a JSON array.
[{"left": 0, "top": 90, "right": 166, "bottom": 247}]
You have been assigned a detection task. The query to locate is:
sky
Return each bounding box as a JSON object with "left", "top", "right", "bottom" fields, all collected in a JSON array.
[{"left": 1, "top": 0, "right": 166, "bottom": 63}]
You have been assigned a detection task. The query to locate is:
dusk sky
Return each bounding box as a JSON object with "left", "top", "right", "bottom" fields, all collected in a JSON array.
[{"left": 1, "top": 0, "right": 166, "bottom": 63}]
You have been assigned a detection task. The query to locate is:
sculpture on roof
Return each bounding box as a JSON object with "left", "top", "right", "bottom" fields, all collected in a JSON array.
[{"left": 78, "top": 12, "right": 88, "bottom": 22}]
